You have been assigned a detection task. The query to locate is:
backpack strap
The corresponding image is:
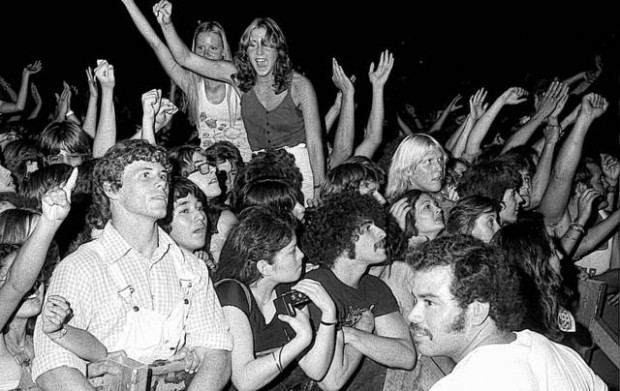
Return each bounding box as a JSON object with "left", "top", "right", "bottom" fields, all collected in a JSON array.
[{"left": 214, "top": 278, "right": 252, "bottom": 313}]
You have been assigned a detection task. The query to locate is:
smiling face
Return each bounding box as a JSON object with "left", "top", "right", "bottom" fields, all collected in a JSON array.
[
  {"left": 413, "top": 193, "right": 445, "bottom": 237},
  {"left": 471, "top": 210, "right": 501, "bottom": 243},
  {"left": 112, "top": 161, "right": 169, "bottom": 221},
  {"left": 247, "top": 27, "right": 277, "bottom": 77},
  {"left": 169, "top": 193, "right": 208, "bottom": 252},
  {"left": 410, "top": 149, "right": 446, "bottom": 193},
  {"left": 407, "top": 265, "right": 470, "bottom": 361},
  {"left": 194, "top": 31, "right": 225, "bottom": 60}
]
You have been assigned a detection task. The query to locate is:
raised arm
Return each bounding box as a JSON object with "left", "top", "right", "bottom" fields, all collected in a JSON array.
[
  {"left": 139, "top": 89, "right": 162, "bottom": 145},
  {"left": 538, "top": 93, "right": 609, "bottom": 228},
  {"left": 527, "top": 124, "right": 561, "bottom": 210},
  {"left": 445, "top": 87, "right": 487, "bottom": 158},
  {"left": 0, "top": 168, "right": 77, "bottom": 329},
  {"left": 80, "top": 67, "right": 99, "bottom": 139},
  {"left": 120, "top": 0, "right": 191, "bottom": 91},
  {"left": 0, "top": 72, "right": 18, "bottom": 102},
  {"left": 501, "top": 81, "right": 568, "bottom": 153},
  {"left": 464, "top": 86, "right": 528, "bottom": 158},
  {"left": 154, "top": 0, "right": 237, "bottom": 85},
  {"left": 354, "top": 49, "right": 394, "bottom": 160},
  {"left": 327, "top": 58, "right": 356, "bottom": 169},
  {"left": 92, "top": 60, "right": 116, "bottom": 158},
  {"left": 27, "top": 83, "right": 43, "bottom": 121},
  {"left": 0, "top": 61, "right": 42, "bottom": 115},
  {"left": 428, "top": 93, "right": 463, "bottom": 134}
]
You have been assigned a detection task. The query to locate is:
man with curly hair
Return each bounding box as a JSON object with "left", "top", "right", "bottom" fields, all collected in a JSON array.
[
  {"left": 33, "top": 139, "right": 233, "bottom": 391},
  {"left": 300, "top": 191, "right": 416, "bottom": 390},
  {"left": 406, "top": 234, "right": 607, "bottom": 390}
]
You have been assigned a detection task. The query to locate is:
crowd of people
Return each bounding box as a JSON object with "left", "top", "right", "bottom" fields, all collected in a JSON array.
[{"left": 0, "top": 2, "right": 619, "bottom": 390}]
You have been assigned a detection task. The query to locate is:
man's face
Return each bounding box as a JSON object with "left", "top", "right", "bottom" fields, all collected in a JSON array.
[
  {"left": 113, "top": 161, "right": 169, "bottom": 221},
  {"left": 499, "top": 188, "right": 523, "bottom": 225},
  {"left": 408, "top": 266, "right": 470, "bottom": 361},
  {"left": 410, "top": 149, "right": 446, "bottom": 193},
  {"left": 352, "top": 219, "right": 387, "bottom": 265},
  {"left": 169, "top": 193, "right": 208, "bottom": 252}
]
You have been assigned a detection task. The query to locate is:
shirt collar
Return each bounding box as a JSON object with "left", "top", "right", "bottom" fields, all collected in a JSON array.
[{"left": 98, "top": 221, "right": 174, "bottom": 265}]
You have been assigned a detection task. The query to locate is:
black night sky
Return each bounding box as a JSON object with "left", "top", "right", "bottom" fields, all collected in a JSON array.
[{"left": 2, "top": 2, "right": 619, "bottom": 151}]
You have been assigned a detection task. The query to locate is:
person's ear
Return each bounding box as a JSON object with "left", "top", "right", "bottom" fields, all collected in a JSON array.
[
  {"left": 468, "top": 300, "right": 490, "bottom": 326},
  {"left": 256, "top": 259, "right": 273, "bottom": 277},
  {"left": 103, "top": 181, "right": 119, "bottom": 200}
]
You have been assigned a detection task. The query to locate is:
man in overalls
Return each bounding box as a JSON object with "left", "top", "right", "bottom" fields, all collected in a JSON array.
[{"left": 32, "top": 139, "right": 233, "bottom": 390}]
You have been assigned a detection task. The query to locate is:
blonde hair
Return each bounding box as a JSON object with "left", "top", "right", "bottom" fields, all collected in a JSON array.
[{"left": 386, "top": 134, "right": 446, "bottom": 201}]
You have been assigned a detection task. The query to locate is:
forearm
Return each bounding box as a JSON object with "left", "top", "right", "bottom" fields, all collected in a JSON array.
[
  {"left": 318, "top": 337, "right": 364, "bottom": 391},
  {"left": 501, "top": 113, "right": 546, "bottom": 154},
  {"left": 92, "top": 88, "right": 116, "bottom": 158},
  {"left": 324, "top": 104, "right": 341, "bottom": 136},
  {"left": 307, "top": 135, "right": 326, "bottom": 188},
  {"left": 13, "top": 72, "right": 31, "bottom": 111},
  {"left": 36, "top": 366, "right": 95, "bottom": 391},
  {"left": 298, "top": 324, "right": 336, "bottom": 380},
  {"left": 353, "top": 85, "right": 384, "bottom": 159},
  {"left": 574, "top": 210, "right": 620, "bottom": 259},
  {"left": 429, "top": 108, "right": 450, "bottom": 133},
  {"left": 81, "top": 96, "right": 98, "bottom": 139},
  {"left": 528, "top": 139, "right": 557, "bottom": 209},
  {"left": 27, "top": 101, "right": 42, "bottom": 120},
  {"left": 46, "top": 325, "right": 108, "bottom": 363},
  {"left": 188, "top": 349, "right": 231, "bottom": 391},
  {"left": 329, "top": 91, "right": 355, "bottom": 168},
  {"left": 464, "top": 100, "right": 504, "bottom": 155},
  {"left": 344, "top": 327, "right": 415, "bottom": 369},
  {"left": 141, "top": 114, "right": 157, "bottom": 145},
  {"left": 0, "top": 75, "right": 17, "bottom": 101},
  {"left": 446, "top": 116, "right": 473, "bottom": 158}
]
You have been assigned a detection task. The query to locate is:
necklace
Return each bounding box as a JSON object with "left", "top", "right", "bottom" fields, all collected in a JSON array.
[{"left": 4, "top": 335, "right": 33, "bottom": 369}]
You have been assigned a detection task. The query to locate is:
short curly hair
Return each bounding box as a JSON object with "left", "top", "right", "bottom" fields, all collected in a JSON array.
[
  {"left": 88, "top": 139, "right": 171, "bottom": 229},
  {"left": 301, "top": 192, "right": 386, "bottom": 268},
  {"left": 456, "top": 158, "right": 522, "bottom": 202},
  {"left": 406, "top": 234, "right": 525, "bottom": 332},
  {"left": 321, "top": 156, "right": 386, "bottom": 200}
]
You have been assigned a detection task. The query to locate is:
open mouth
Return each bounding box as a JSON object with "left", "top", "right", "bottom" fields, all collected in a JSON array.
[{"left": 410, "top": 325, "right": 433, "bottom": 340}]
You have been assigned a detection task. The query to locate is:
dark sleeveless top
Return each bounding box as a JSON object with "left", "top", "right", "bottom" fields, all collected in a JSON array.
[{"left": 240, "top": 88, "right": 306, "bottom": 151}]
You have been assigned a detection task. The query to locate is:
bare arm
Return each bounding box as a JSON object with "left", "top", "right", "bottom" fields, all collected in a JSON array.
[
  {"left": 155, "top": 0, "right": 237, "bottom": 86},
  {"left": 27, "top": 83, "right": 43, "bottom": 120},
  {"left": 446, "top": 87, "right": 488, "bottom": 158},
  {"left": 575, "top": 209, "right": 620, "bottom": 259},
  {"left": 327, "top": 58, "right": 355, "bottom": 169},
  {"left": 81, "top": 67, "right": 99, "bottom": 139},
  {"left": 354, "top": 49, "right": 394, "bottom": 160},
  {"left": 527, "top": 125, "right": 560, "bottom": 210},
  {"left": 187, "top": 348, "right": 231, "bottom": 391},
  {"left": 539, "top": 93, "right": 609, "bottom": 227},
  {"left": 429, "top": 94, "right": 463, "bottom": 134},
  {"left": 37, "top": 366, "right": 95, "bottom": 391},
  {"left": 0, "top": 61, "right": 42, "bottom": 115},
  {"left": 92, "top": 61, "right": 116, "bottom": 158}
]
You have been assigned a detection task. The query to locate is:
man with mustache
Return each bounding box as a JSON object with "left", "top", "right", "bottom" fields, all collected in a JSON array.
[
  {"left": 406, "top": 234, "right": 607, "bottom": 391},
  {"left": 32, "top": 139, "right": 233, "bottom": 391},
  {"left": 300, "top": 191, "right": 416, "bottom": 390}
]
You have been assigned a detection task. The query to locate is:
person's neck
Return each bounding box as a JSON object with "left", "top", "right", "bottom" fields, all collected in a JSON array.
[
  {"left": 5, "top": 319, "right": 28, "bottom": 347},
  {"left": 331, "top": 256, "right": 369, "bottom": 288},
  {"left": 255, "top": 73, "right": 275, "bottom": 89},
  {"left": 250, "top": 278, "right": 278, "bottom": 307},
  {"left": 452, "top": 322, "right": 515, "bottom": 363},
  {"left": 111, "top": 213, "right": 159, "bottom": 259}
]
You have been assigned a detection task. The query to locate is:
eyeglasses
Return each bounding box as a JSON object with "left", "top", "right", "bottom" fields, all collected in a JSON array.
[{"left": 188, "top": 162, "right": 216, "bottom": 176}]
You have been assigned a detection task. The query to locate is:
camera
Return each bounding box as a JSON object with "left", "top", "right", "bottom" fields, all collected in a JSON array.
[{"left": 273, "top": 290, "right": 310, "bottom": 317}]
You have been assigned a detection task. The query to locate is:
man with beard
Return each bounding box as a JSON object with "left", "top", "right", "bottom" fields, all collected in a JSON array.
[
  {"left": 406, "top": 234, "right": 607, "bottom": 391},
  {"left": 300, "top": 192, "right": 416, "bottom": 390}
]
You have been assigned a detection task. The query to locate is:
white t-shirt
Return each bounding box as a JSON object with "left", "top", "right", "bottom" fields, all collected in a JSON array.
[{"left": 431, "top": 329, "right": 608, "bottom": 391}]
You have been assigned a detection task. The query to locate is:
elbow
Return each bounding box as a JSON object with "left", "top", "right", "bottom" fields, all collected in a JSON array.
[{"left": 319, "top": 377, "right": 348, "bottom": 391}]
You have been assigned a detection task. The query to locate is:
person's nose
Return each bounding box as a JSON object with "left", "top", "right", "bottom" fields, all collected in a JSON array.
[
  {"left": 408, "top": 300, "right": 424, "bottom": 324},
  {"left": 374, "top": 226, "right": 387, "bottom": 240}
]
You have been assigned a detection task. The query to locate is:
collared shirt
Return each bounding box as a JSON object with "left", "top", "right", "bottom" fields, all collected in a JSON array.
[{"left": 32, "top": 222, "right": 232, "bottom": 380}]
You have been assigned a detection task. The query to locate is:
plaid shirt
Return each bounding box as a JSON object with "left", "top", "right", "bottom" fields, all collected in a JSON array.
[{"left": 32, "top": 222, "right": 232, "bottom": 380}]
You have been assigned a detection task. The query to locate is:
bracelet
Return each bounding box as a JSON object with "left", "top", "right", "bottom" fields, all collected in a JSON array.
[
  {"left": 320, "top": 319, "right": 338, "bottom": 327},
  {"left": 313, "top": 184, "right": 321, "bottom": 189},
  {"left": 607, "top": 185, "right": 618, "bottom": 193},
  {"left": 66, "top": 110, "right": 75, "bottom": 118},
  {"left": 49, "top": 325, "right": 67, "bottom": 341}
]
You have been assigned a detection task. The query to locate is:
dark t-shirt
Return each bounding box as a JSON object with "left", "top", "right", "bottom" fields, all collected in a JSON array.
[
  {"left": 215, "top": 279, "right": 294, "bottom": 354},
  {"left": 304, "top": 267, "right": 400, "bottom": 328}
]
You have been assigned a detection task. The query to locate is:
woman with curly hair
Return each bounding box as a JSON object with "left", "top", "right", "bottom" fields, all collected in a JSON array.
[
  {"left": 156, "top": 3, "right": 325, "bottom": 203},
  {"left": 491, "top": 214, "right": 576, "bottom": 343}
]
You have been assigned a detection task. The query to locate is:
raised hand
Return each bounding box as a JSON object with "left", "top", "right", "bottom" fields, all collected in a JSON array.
[
  {"left": 54, "top": 81, "right": 72, "bottom": 119},
  {"left": 142, "top": 88, "right": 163, "bottom": 120},
  {"left": 446, "top": 94, "right": 463, "bottom": 114},
  {"left": 368, "top": 49, "right": 394, "bottom": 88},
  {"left": 94, "top": 60, "right": 115, "bottom": 89},
  {"left": 154, "top": 97, "right": 179, "bottom": 132},
  {"left": 85, "top": 66, "right": 99, "bottom": 99},
  {"left": 31, "top": 83, "right": 42, "bottom": 106},
  {"left": 469, "top": 87, "right": 488, "bottom": 121},
  {"left": 331, "top": 58, "right": 354, "bottom": 95},
  {"left": 41, "top": 167, "right": 78, "bottom": 222},
  {"left": 580, "top": 93, "right": 609, "bottom": 119},
  {"left": 501, "top": 87, "right": 528, "bottom": 105},
  {"left": 600, "top": 153, "right": 619, "bottom": 184},
  {"left": 24, "top": 60, "right": 43, "bottom": 76},
  {"left": 153, "top": 0, "right": 173, "bottom": 25},
  {"left": 42, "top": 295, "right": 73, "bottom": 334},
  {"left": 576, "top": 188, "right": 600, "bottom": 225},
  {"left": 548, "top": 83, "right": 570, "bottom": 120},
  {"left": 536, "top": 81, "right": 568, "bottom": 119},
  {"left": 389, "top": 197, "right": 411, "bottom": 231}
]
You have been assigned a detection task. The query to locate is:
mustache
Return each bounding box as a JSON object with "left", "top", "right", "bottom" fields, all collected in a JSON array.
[
  {"left": 374, "top": 239, "right": 386, "bottom": 251},
  {"left": 410, "top": 323, "right": 433, "bottom": 341}
]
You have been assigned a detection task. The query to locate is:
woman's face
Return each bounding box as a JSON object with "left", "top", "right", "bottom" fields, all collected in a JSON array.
[
  {"left": 247, "top": 27, "right": 277, "bottom": 77},
  {"left": 194, "top": 31, "right": 225, "bottom": 60},
  {"left": 270, "top": 234, "right": 304, "bottom": 283},
  {"left": 169, "top": 193, "right": 208, "bottom": 252},
  {"left": 187, "top": 152, "right": 221, "bottom": 200},
  {"left": 413, "top": 193, "right": 445, "bottom": 236},
  {"left": 470, "top": 210, "right": 501, "bottom": 243}
]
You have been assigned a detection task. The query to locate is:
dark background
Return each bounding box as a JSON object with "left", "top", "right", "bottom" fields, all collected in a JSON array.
[{"left": 2, "top": 2, "right": 619, "bottom": 152}]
